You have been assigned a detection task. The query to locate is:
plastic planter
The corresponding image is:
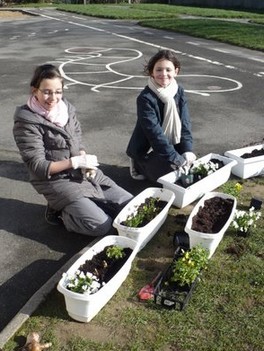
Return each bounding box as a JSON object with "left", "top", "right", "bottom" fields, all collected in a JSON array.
[
  {"left": 57, "top": 235, "right": 139, "bottom": 323},
  {"left": 184, "top": 192, "right": 237, "bottom": 258},
  {"left": 157, "top": 153, "right": 237, "bottom": 208},
  {"left": 113, "top": 187, "right": 175, "bottom": 251},
  {"left": 224, "top": 144, "right": 264, "bottom": 179}
]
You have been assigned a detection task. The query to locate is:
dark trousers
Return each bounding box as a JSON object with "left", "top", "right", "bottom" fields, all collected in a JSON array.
[{"left": 136, "top": 152, "right": 177, "bottom": 182}]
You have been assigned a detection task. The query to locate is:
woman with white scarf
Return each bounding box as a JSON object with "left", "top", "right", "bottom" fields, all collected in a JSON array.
[{"left": 126, "top": 49, "right": 196, "bottom": 182}]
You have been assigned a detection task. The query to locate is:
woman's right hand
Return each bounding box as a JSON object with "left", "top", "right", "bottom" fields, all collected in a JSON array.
[{"left": 71, "top": 154, "right": 99, "bottom": 170}]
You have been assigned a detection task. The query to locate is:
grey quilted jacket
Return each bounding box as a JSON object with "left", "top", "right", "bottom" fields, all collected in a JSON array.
[{"left": 13, "top": 98, "right": 112, "bottom": 210}]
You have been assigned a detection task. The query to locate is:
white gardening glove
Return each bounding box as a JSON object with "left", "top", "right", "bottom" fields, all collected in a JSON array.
[
  {"left": 183, "top": 152, "right": 196, "bottom": 166},
  {"left": 179, "top": 161, "right": 191, "bottom": 175},
  {"left": 71, "top": 154, "right": 99, "bottom": 170}
]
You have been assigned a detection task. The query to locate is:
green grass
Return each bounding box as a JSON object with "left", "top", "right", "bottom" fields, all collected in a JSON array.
[
  {"left": 55, "top": 4, "right": 264, "bottom": 51},
  {"left": 3, "top": 178, "right": 264, "bottom": 351},
  {"left": 56, "top": 4, "right": 175, "bottom": 19},
  {"left": 12, "top": 3, "right": 264, "bottom": 50},
  {"left": 55, "top": 3, "right": 264, "bottom": 20},
  {"left": 139, "top": 18, "right": 264, "bottom": 51}
]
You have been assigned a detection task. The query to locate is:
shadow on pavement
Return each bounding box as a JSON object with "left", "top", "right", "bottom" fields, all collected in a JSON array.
[
  {"left": 0, "top": 258, "right": 77, "bottom": 332},
  {"left": 0, "top": 160, "right": 156, "bottom": 332},
  {"left": 0, "top": 160, "right": 28, "bottom": 182}
]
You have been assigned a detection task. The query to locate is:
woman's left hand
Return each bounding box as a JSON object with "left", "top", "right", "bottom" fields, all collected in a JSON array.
[{"left": 183, "top": 152, "right": 196, "bottom": 166}]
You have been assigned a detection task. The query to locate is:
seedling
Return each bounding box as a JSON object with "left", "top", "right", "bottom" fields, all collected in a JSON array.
[{"left": 106, "top": 245, "right": 125, "bottom": 260}]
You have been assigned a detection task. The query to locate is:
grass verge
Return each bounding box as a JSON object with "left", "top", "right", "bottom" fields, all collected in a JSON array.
[
  {"left": 56, "top": 4, "right": 264, "bottom": 51},
  {"left": 10, "top": 3, "right": 264, "bottom": 50},
  {"left": 139, "top": 18, "right": 264, "bottom": 51},
  {"left": 3, "top": 177, "right": 264, "bottom": 351}
]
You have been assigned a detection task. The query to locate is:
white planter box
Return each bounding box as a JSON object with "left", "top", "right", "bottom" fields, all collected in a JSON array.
[
  {"left": 113, "top": 187, "right": 175, "bottom": 250},
  {"left": 224, "top": 144, "right": 264, "bottom": 179},
  {"left": 57, "top": 235, "right": 139, "bottom": 323},
  {"left": 157, "top": 153, "right": 237, "bottom": 208},
  {"left": 184, "top": 192, "right": 237, "bottom": 258}
]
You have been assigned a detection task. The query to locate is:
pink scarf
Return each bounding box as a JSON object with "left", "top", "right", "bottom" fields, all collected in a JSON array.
[{"left": 27, "top": 95, "right": 69, "bottom": 127}]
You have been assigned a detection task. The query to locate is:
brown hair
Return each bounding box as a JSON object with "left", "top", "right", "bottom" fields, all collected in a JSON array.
[
  {"left": 30, "top": 64, "right": 64, "bottom": 89},
  {"left": 144, "top": 49, "right": 181, "bottom": 76}
]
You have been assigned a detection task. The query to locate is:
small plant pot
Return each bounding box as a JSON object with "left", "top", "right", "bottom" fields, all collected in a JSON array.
[
  {"left": 224, "top": 143, "right": 264, "bottom": 179},
  {"left": 236, "top": 229, "right": 251, "bottom": 237},
  {"left": 157, "top": 153, "right": 237, "bottom": 208},
  {"left": 173, "top": 231, "right": 190, "bottom": 250},
  {"left": 250, "top": 197, "right": 262, "bottom": 210},
  {"left": 180, "top": 173, "right": 194, "bottom": 187}
]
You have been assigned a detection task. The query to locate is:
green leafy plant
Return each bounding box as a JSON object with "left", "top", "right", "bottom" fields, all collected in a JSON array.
[
  {"left": 232, "top": 206, "right": 261, "bottom": 233},
  {"left": 106, "top": 245, "right": 125, "bottom": 260},
  {"left": 220, "top": 181, "right": 243, "bottom": 197},
  {"left": 170, "top": 245, "right": 209, "bottom": 287},
  {"left": 122, "top": 197, "right": 161, "bottom": 227},
  {"left": 64, "top": 270, "right": 101, "bottom": 295},
  {"left": 190, "top": 159, "right": 222, "bottom": 178}
]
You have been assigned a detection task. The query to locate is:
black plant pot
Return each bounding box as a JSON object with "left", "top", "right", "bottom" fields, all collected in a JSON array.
[
  {"left": 173, "top": 231, "right": 190, "bottom": 250},
  {"left": 153, "top": 247, "right": 199, "bottom": 311},
  {"left": 250, "top": 197, "right": 262, "bottom": 210},
  {"left": 180, "top": 173, "right": 194, "bottom": 187}
]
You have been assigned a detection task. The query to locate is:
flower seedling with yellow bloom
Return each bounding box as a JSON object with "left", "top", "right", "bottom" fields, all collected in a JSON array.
[
  {"left": 170, "top": 245, "right": 209, "bottom": 287},
  {"left": 221, "top": 182, "right": 243, "bottom": 198}
]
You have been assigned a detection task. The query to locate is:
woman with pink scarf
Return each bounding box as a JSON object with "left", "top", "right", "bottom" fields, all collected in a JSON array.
[
  {"left": 13, "top": 64, "right": 132, "bottom": 236},
  {"left": 126, "top": 49, "right": 196, "bottom": 182}
]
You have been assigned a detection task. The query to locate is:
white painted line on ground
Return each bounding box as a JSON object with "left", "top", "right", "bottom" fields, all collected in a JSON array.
[
  {"left": 72, "top": 16, "right": 87, "bottom": 21},
  {"left": 34, "top": 11, "right": 261, "bottom": 78},
  {"left": 251, "top": 57, "right": 264, "bottom": 63},
  {"left": 54, "top": 46, "right": 243, "bottom": 96},
  {"left": 31, "top": 11, "right": 263, "bottom": 92},
  {"left": 213, "top": 48, "right": 230, "bottom": 53},
  {"left": 187, "top": 41, "right": 201, "bottom": 46}
]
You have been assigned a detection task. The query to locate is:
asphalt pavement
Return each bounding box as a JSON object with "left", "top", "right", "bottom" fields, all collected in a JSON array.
[{"left": 0, "top": 7, "right": 264, "bottom": 348}]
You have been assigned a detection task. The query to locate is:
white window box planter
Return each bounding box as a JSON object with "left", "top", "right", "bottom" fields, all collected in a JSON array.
[
  {"left": 113, "top": 187, "right": 175, "bottom": 251},
  {"left": 157, "top": 153, "right": 237, "bottom": 208},
  {"left": 57, "top": 235, "right": 139, "bottom": 323},
  {"left": 184, "top": 192, "right": 237, "bottom": 258},
  {"left": 224, "top": 144, "right": 264, "bottom": 179}
]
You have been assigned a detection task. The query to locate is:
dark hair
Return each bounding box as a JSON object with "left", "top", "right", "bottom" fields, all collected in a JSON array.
[
  {"left": 30, "top": 64, "right": 64, "bottom": 89},
  {"left": 144, "top": 49, "right": 181, "bottom": 76}
]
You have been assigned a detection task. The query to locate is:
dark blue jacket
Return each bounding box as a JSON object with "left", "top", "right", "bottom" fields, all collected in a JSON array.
[{"left": 126, "top": 85, "right": 193, "bottom": 167}]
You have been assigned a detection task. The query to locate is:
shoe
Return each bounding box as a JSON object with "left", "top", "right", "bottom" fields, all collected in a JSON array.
[
  {"left": 129, "top": 158, "right": 146, "bottom": 180},
  {"left": 45, "top": 205, "right": 62, "bottom": 226}
]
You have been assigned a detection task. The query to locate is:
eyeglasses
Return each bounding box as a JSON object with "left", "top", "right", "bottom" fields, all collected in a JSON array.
[{"left": 38, "top": 89, "right": 63, "bottom": 97}]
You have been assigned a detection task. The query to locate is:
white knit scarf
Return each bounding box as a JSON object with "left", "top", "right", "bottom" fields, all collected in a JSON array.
[
  {"left": 27, "top": 95, "right": 69, "bottom": 127},
  {"left": 148, "top": 77, "right": 181, "bottom": 144}
]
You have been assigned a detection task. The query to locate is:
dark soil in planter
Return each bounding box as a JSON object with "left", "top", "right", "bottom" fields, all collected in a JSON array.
[
  {"left": 78, "top": 246, "right": 132, "bottom": 284},
  {"left": 240, "top": 147, "right": 264, "bottom": 159},
  {"left": 191, "top": 196, "right": 234, "bottom": 233},
  {"left": 176, "top": 158, "right": 225, "bottom": 188},
  {"left": 121, "top": 197, "right": 168, "bottom": 227}
]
